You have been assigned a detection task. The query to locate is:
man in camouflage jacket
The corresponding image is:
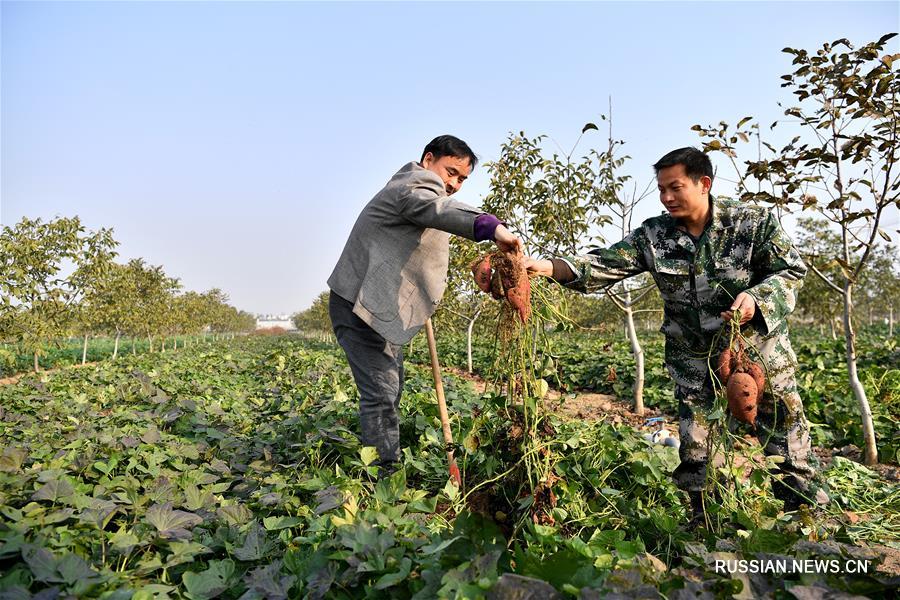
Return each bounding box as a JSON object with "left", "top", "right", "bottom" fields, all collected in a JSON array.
[{"left": 526, "top": 147, "right": 826, "bottom": 519}]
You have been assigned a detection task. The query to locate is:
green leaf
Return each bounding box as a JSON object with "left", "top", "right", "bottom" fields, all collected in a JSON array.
[
  {"left": 132, "top": 584, "right": 177, "bottom": 600},
  {"left": 182, "top": 559, "right": 235, "bottom": 600},
  {"left": 581, "top": 123, "right": 599, "bottom": 134},
  {"left": 374, "top": 469, "right": 406, "bottom": 504},
  {"left": 218, "top": 504, "right": 253, "bottom": 526},
  {"left": 31, "top": 479, "right": 75, "bottom": 503},
  {"left": 313, "top": 486, "right": 345, "bottom": 515},
  {"left": 0, "top": 447, "right": 27, "bottom": 473},
  {"left": 109, "top": 529, "right": 141, "bottom": 552},
  {"left": 145, "top": 502, "right": 203, "bottom": 540},
  {"left": 374, "top": 557, "right": 412, "bottom": 589},
  {"left": 232, "top": 521, "right": 273, "bottom": 561},
  {"left": 243, "top": 560, "right": 296, "bottom": 600},
  {"left": 360, "top": 446, "right": 378, "bottom": 466},
  {"left": 262, "top": 516, "right": 302, "bottom": 531},
  {"left": 22, "top": 545, "right": 57, "bottom": 582},
  {"left": 741, "top": 528, "right": 797, "bottom": 553},
  {"left": 55, "top": 552, "right": 98, "bottom": 585}
]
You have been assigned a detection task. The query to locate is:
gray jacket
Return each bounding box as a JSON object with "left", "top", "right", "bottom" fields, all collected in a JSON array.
[{"left": 328, "top": 161, "right": 481, "bottom": 344}]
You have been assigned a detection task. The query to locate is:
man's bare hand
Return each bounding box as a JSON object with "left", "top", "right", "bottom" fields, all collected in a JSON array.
[
  {"left": 721, "top": 292, "right": 756, "bottom": 325},
  {"left": 524, "top": 257, "right": 553, "bottom": 277},
  {"left": 494, "top": 224, "right": 522, "bottom": 253}
]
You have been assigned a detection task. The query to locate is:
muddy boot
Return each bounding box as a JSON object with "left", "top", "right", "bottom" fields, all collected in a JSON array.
[{"left": 774, "top": 477, "right": 830, "bottom": 512}]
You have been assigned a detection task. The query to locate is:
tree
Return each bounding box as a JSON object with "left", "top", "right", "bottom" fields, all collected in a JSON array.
[
  {"left": 292, "top": 291, "right": 333, "bottom": 336},
  {"left": 119, "top": 259, "right": 180, "bottom": 351},
  {"left": 0, "top": 216, "right": 118, "bottom": 371},
  {"left": 793, "top": 218, "right": 845, "bottom": 338},
  {"left": 693, "top": 34, "right": 900, "bottom": 464},
  {"left": 590, "top": 110, "right": 659, "bottom": 415}
]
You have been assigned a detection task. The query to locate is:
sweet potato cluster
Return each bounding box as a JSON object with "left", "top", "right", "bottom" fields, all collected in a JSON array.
[
  {"left": 716, "top": 345, "right": 765, "bottom": 427},
  {"left": 471, "top": 251, "right": 531, "bottom": 322}
]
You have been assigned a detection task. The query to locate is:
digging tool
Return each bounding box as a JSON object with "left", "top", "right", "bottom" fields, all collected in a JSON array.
[{"left": 424, "top": 318, "right": 462, "bottom": 487}]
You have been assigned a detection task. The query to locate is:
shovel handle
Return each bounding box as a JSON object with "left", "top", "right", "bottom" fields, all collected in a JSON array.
[{"left": 424, "top": 318, "right": 462, "bottom": 487}]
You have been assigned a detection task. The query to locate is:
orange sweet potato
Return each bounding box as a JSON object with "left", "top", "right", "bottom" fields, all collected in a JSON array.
[
  {"left": 746, "top": 362, "right": 765, "bottom": 403},
  {"left": 506, "top": 275, "right": 531, "bottom": 322},
  {"left": 726, "top": 372, "right": 758, "bottom": 426},
  {"left": 471, "top": 255, "right": 493, "bottom": 293},
  {"left": 716, "top": 349, "right": 733, "bottom": 383},
  {"left": 490, "top": 269, "right": 505, "bottom": 300}
]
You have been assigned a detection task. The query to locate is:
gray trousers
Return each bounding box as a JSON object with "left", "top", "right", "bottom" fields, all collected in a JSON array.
[{"left": 329, "top": 291, "right": 404, "bottom": 472}]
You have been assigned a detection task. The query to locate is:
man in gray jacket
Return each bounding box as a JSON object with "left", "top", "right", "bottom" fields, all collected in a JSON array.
[{"left": 328, "top": 135, "right": 520, "bottom": 476}]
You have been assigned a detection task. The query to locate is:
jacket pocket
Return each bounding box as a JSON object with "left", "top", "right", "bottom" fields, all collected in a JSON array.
[
  {"left": 653, "top": 258, "right": 692, "bottom": 297},
  {"left": 358, "top": 263, "right": 415, "bottom": 322}
]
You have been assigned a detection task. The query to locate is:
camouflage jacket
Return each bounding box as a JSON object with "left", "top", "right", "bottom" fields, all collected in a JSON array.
[{"left": 560, "top": 197, "right": 807, "bottom": 389}]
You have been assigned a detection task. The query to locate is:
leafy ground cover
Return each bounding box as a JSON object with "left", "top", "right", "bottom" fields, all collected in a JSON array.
[
  {"left": 0, "top": 338, "right": 200, "bottom": 379},
  {"left": 0, "top": 335, "right": 897, "bottom": 598},
  {"left": 413, "top": 326, "right": 900, "bottom": 464}
]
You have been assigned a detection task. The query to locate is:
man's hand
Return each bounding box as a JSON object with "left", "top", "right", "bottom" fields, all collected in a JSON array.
[
  {"left": 721, "top": 292, "right": 756, "bottom": 325},
  {"left": 524, "top": 257, "right": 553, "bottom": 277},
  {"left": 494, "top": 224, "right": 522, "bottom": 253}
]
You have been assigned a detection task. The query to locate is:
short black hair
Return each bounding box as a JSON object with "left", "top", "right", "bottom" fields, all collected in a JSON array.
[
  {"left": 653, "top": 147, "right": 713, "bottom": 192},
  {"left": 421, "top": 135, "right": 478, "bottom": 169}
]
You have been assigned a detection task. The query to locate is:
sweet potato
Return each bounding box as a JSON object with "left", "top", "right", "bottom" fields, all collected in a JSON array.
[
  {"left": 506, "top": 275, "right": 531, "bottom": 322},
  {"left": 716, "top": 349, "right": 733, "bottom": 382},
  {"left": 471, "top": 255, "right": 493, "bottom": 293},
  {"left": 746, "top": 362, "right": 765, "bottom": 403},
  {"left": 490, "top": 269, "right": 505, "bottom": 300},
  {"left": 726, "top": 372, "right": 758, "bottom": 426}
]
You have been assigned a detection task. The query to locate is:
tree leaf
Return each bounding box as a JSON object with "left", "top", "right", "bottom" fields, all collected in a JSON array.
[{"left": 581, "top": 123, "right": 598, "bottom": 134}]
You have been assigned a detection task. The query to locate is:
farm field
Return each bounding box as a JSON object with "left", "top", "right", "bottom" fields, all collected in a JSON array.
[{"left": 0, "top": 333, "right": 897, "bottom": 598}]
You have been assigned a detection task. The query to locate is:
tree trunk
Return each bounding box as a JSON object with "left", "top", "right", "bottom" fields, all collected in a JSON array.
[
  {"left": 466, "top": 310, "right": 482, "bottom": 374},
  {"left": 174, "top": 337, "right": 178, "bottom": 350},
  {"left": 829, "top": 318, "right": 836, "bottom": 341},
  {"left": 132, "top": 338, "right": 136, "bottom": 355},
  {"left": 889, "top": 306, "right": 894, "bottom": 337},
  {"left": 623, "top": 292, "right": 645, "bottom": 416},
  {"left": 82, "top": 334, "right": 89, "bottom": 365},
  {"left": 34, "top": 352, "right": 40, "bottom": 372},
  {"left": 843, "top": 284, "right": 878, "bottom": 465},
  {"left": 113, "top": 331, "right": 121, "bottom": 359},
  {"left": 161, "top": 337, "right": 166, "bottom": 353}
]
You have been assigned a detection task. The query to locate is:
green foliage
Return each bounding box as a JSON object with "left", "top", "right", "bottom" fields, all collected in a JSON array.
[
  {"left": 0, "top": 216, "right": 118, "bottom": 365},
  {"left": 0, "top": 334, "right": 896, "bottom": 598},
  {"left": 292, "top": 291, "right": 333, "bottom": 334}
]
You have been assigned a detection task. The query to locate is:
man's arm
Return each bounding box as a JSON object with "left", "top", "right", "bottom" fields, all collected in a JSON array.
[
  {"left": 526, "top": 230, "right": 649, "bottom": 292},
  {"left": 740, "top": 210, "right": 807, "bottom": 334},
  {"left": 398, "top": 180, "right": 521, "bottom": 252}
]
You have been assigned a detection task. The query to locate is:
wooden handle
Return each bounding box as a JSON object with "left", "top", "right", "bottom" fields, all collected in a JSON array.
[{"left": 424, "top": 318, "right": 461, "bottom": 487}]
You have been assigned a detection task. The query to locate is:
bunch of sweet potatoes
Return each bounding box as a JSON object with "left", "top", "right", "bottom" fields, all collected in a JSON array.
[
  {"left": 471, "top": 251, "right": 531, "bottom": 322},
  {"left": 716, "top": 342, "right": 765, "bottom": 427}
]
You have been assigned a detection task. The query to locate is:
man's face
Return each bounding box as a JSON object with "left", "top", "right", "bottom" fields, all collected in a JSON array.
[
  {"left": 656, "top": 164, "right": 711, "bottom": 221},
  {"left": 421, "top": 153, "right": 472, "bottom": 195}
]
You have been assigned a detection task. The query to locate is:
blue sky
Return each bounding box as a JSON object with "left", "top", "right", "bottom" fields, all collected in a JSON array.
[{"left": 2, "top": 1, "right": 897, "bottom": 314}]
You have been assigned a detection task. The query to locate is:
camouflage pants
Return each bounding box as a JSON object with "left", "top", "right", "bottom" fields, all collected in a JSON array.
[{"left": 672, "top": 364, "right": 818, "bottom": 502}]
